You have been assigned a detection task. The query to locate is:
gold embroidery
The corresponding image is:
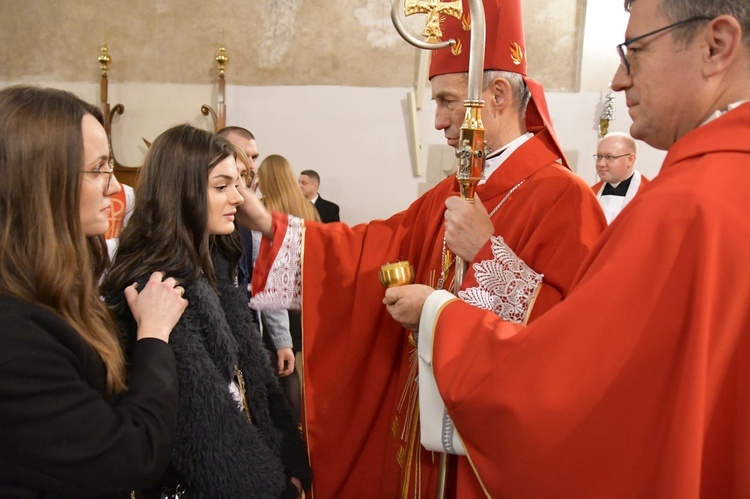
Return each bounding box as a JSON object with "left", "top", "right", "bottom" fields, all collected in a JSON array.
[
  {"left": 400, "top": 404, "right": 421, "bottom": 498},
  {"left": 510, "top": 42, "right": 524, "bottom": 66},
  {"left": 395, "top": 344, "right": 421, "bottom": 495},
  {"left": 234, "top": 366, "right": 253, "bottom": 424},
  {"left": 105, "top": 197, "right": 126, "bottom": 239},
  {"left": 451, "top": 38, "right": 462, "bottom": 56},
  {"left": 461, "top": 12, "right": 471, "bottom": 31}
]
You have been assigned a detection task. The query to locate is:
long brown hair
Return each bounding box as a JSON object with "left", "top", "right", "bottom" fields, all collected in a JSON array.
[
  {"left": 102, "top": 125, "right": 242, "bottom": 298},
  {"left": 258, "top": 155, "right": 321, "bottom": 221},
  {"left": 0, "top": 85, "right": 125, "bottom": 393}
]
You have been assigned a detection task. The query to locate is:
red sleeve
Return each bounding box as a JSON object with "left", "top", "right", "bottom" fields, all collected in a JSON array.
[
  {"left": 432, "top": 169, "right": 749, "bottom": 496},
  {"left": 251, "top": 211, "right": 289, "bottom": 293}
]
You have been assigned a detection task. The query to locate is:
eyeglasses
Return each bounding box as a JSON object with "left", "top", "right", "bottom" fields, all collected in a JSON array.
[
  {"left": 593, "top": 153, "right": 632, "bottom": 162},
  {"left": 81, "top": 160, "right": 116, "bottom": 191},
  {"left": 616, "top": 16, "right": 713, "bottom": 74}
]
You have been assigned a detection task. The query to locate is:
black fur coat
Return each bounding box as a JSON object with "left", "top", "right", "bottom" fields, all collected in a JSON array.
[{"left": 109, "top": 254, "right": 311, "bottom": 498}]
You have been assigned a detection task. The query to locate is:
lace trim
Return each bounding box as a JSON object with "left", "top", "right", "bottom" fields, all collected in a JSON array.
[
  {"left": 458, "top": 235, "right": 543, "bottom": 324},
  {"left": 249, "top": 215, "right": 303, "bottom": 311}
]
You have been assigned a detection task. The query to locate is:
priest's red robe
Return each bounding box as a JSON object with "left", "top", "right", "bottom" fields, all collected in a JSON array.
[
  {"left": 253, "top": 127, "right": 606, "bottom": 497},
  {"left": 429, "top": 103, "right": 750, "bottom": 497}
]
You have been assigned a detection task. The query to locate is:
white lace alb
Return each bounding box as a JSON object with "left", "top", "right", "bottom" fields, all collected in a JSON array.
[
  {"left": 458, "top": 235, "right": 543, "bottom": 324},
  {"left": 249, "top": 215, "right": 304, "bottom": 311}
]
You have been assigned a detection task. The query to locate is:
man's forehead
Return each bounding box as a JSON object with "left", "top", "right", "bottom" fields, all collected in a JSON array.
[
  {"left": 599, "top": 136, "right": 618, "bottom": 147},
  {"left": 431, "top": 73, "right": 469, "bottom": 97},
  {"left": 244, "top": 138, "right": 258, "bottom": 153}
]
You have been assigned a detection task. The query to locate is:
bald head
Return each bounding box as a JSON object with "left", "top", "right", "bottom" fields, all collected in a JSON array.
[{"left": 596, "top": 133, "right": 638, "bottom": 184}]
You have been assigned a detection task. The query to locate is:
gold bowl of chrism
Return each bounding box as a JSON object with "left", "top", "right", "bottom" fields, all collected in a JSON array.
[{"left": 378, "top": 261, "right": 415, "bottom": 288}]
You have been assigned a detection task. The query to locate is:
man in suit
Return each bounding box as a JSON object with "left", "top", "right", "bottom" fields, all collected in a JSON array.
[
  {"left": 591, "top": 132, "right": 650, "bottom": 223},
  {"left": 298, "top": 169, "right": 340, "bottom": 223}
]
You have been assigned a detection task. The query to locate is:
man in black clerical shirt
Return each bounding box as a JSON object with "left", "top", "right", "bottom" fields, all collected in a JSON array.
[{"left": 591, "top": 132, "right": 651, "bottom": 224}]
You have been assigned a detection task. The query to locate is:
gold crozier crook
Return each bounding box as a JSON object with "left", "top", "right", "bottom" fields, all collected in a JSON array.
[
  {"left": 391, "top": 0, "right": 489, "bottom": 497},
  {"left": 404, "top": 0, "right": 462, "bottom": 42}
]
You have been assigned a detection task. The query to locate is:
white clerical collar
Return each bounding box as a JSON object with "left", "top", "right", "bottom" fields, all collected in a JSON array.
[
  {"left": 702, "top": 101, "right": 748, "bottom": 126},
  {"left": 479, "top": 132, "right": 533, "bottom": 185}
]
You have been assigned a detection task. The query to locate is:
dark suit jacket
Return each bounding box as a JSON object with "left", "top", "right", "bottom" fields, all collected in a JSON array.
[
  {"left": 313, "top": 195, "right": 340, "bottom": 223},
  {"left": 0, "top": 295, "right": 178, "bottom": 498}
]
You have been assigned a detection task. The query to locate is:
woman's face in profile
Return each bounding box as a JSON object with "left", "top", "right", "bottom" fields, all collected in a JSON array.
[
  {"left": 79, "top": 114, "right": 121, "bottom": 236},
  {"left": 206, "top": 155, "right": 244, "bottom": 235}
]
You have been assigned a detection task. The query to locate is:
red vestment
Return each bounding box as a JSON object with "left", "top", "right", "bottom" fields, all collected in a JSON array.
[
  {"left": 253, "top": 127, "right": 605, "bottom": 497},
  {"left": 430, "top": 103, "right": 750, "bottom": 497},
  {"left": 105, "top": 186, "right": 128, "bottom": 239}
]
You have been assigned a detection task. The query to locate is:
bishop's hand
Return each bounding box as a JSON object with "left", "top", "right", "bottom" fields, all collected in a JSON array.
[
  {"left": 444, "top": 193, "right": 493, "bottom": 262},
  {"left": 236, "top": 188, "right": 273, "bottom": 237},
  {"left": 383, "top": 284, "right": 435, "bottom": 331}
]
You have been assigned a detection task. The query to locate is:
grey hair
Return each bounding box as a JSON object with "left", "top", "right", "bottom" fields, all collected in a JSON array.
[
  {"left": 601, "top": 131, "right": 638, "bottom": 154},
  {"left": 477, "top": 70, "right": 531, "bottom": 119},
  {"left": 625, "top": 0, "right": 750, "bottom": 45}
]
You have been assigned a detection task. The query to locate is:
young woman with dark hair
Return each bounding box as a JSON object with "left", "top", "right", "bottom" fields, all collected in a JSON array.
[
  {"left": 0, "top": 85, "right": 187, "bottom": 497},
  {"left": 102, "top": 125, "right": 311, "bottom": 498}
]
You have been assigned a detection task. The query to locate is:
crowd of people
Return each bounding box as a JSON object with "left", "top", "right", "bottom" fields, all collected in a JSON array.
[{"left": 1, "top": 0, "right": 749, "bottom": 497}]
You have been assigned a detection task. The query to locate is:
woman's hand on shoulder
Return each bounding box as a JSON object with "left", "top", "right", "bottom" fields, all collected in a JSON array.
[{"left": 125, "top": 271, "right": 188, "bottom": 343}]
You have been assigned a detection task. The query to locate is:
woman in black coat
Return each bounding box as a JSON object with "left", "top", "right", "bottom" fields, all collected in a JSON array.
[
  {"left": 0, "top": 86, "right": 187, "bottom": 498},
  {"left": 102, "top": 125, "right": 312, "bottom": 499}
]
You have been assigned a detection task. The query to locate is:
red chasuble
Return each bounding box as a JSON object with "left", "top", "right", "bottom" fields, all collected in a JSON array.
[
  {"left": 253, "top": 127, "right": 605, "bottom": 498},
  {"left": 430, "top": 103, "right": 750, "bottom": 497}
]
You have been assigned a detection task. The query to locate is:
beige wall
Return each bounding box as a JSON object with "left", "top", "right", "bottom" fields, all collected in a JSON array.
[
  {"left": 0, "top": 0, "right": 584, "bottom": 90},
  {"left": 1, "top": 0, "right": 667, "bottom": 225}
]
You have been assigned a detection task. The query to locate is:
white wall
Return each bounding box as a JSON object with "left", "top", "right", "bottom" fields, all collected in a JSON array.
[
  {"left": 226, "top": 85, "right": 426, "bottom": 225},
  {"left": 572, "top": 0, "right": 666, "bottom": 183},
  {"left": 547, "top": 91, "right": 665, "bottom": 185},
  {"left": 0, "top": 1, "right": 671, "bottom": 226}
]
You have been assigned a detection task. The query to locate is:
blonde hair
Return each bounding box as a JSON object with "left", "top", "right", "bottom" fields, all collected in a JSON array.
[
  {"left": 233, "top": 145, "right": 253, "bottom": 185},
  {"left": 258, "top": 155, "right": 321, "bottom": 222}
]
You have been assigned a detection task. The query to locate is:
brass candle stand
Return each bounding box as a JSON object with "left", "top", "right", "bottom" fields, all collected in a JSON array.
[
  {"left": 201, "top": 42, "right": 229, "bottom": 132},
  {"left": 97, "top": 44, "right": 141, "bottom": 187},
  {"left": 599, "top": 91, "right": 616, "bottom": 138}
]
